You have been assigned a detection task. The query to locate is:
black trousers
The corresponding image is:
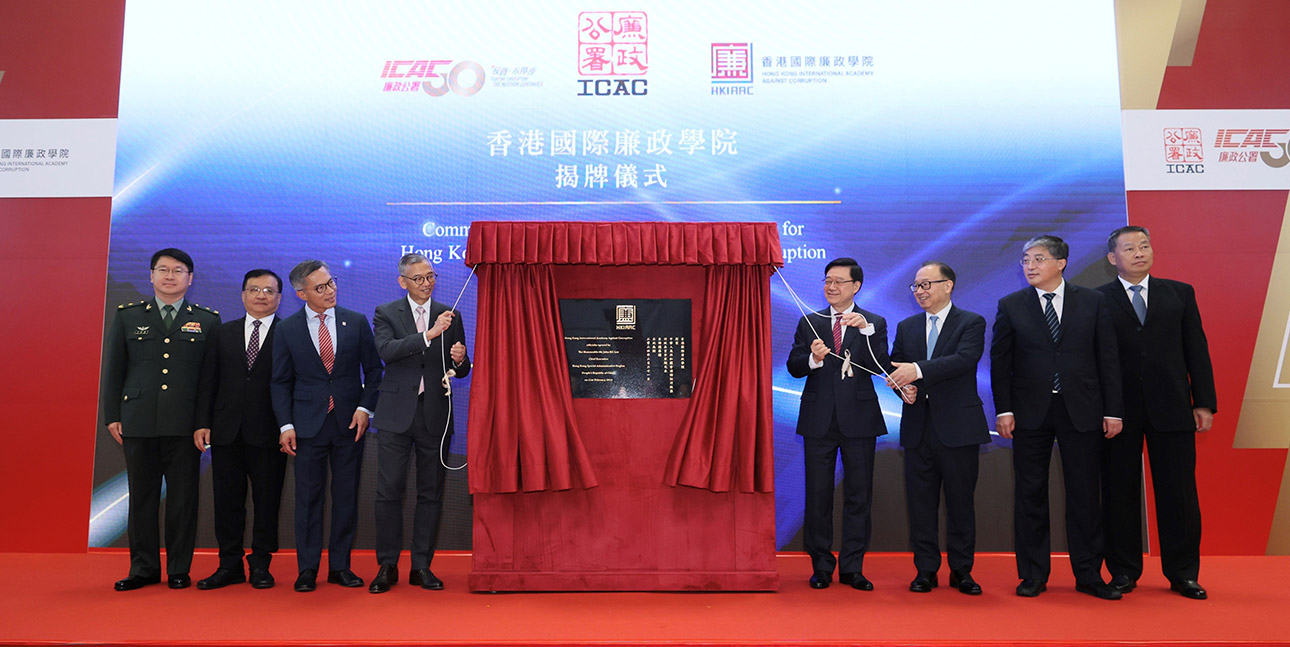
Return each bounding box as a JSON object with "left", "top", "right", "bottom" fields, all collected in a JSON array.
[
  {"left": 1101, "top": 419, "right": 1201, "bottom": 583},
  {"left": 904, "top": 413, "right": 980, "bottom": 575},
  {"left": 122, "top": 435, "right": 200, "bottom": 577},
  {"left": 802, "top": 414, "right": 876, "bottom": 575},
  {"left": 374, "top": 395, "right": 450, "bottom": 570},
  {"left": 1011, "top": 394, "right": 1106, "bottom": 586},
  {"left": 210, "top": 433, "right": 287, "bottom": 572},
  {"left": 293, "top": 412, "right": 365, "bottom": 573}
]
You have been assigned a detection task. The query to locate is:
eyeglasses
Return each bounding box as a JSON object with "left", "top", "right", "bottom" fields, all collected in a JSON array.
[
  {"left": 822, "top": 279, "right": 857, "bottom": 288},
  {"left": 243, "top": 287, "right": 279, "bottom": 296},
  {"left": 152, "top": 267, "right": 190, "bottom": 277},
  {"left": 1019, "top": 257, "right": 1054, "bottom": 267},
  {"left": 401, "top": 272, "right": 437, "bottom": 285},
  {"left": 909, "top": 279, "right": 950, "bottom": 292},
  {"left": 305, "top": 278, "right": 337, "bottom": 294}
]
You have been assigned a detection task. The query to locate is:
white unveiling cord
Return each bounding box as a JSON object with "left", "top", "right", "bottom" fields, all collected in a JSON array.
[
  {"left": 772, "top": 267, "right": 915, "bottom": 400},
  {"left": 437, "top": 265, "right": 476, "bottom": 471}
]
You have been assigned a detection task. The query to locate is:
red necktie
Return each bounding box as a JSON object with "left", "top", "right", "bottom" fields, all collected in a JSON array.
[
  {"left": 832, "top": 313, "right": 843, "bottom": 353},
  {"left": 317, "top": 313, "right": 335, "bottom": 412}
]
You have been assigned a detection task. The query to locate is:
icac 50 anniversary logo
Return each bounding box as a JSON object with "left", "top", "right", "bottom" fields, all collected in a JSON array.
[
  {"left": 380, "top": 59, "right": 485, "bottom": 96},
  {"left": 1163, "top": 126, "right": 1290, "bottom": 173}
]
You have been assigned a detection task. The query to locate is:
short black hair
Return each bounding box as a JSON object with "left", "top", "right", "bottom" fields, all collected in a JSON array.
[
  {"left": 288, "top": 260, "right": 329, "bottom": 291},
  {"left": 1023, "top": 235, "right": 1069, "bottom": 262},
  {"left": 824, "top": 257, "right": 864, "bottom": 284},
  {"left": 150, "top": 248, "right": 194, "bottom": 273},
  {"left": 242, "top": 269, "right": 283, "bottom": 293},
  {"left": 1107, "top": 225, "right": 1151, "bottom": 253},
  {"left": 920, "top": 261, "right": 957, "bottom": 289}
]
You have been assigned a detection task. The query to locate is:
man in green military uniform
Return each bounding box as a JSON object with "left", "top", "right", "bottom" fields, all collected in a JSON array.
[{"left": 100, "top": 248, "right": 221, "bottom": 591}]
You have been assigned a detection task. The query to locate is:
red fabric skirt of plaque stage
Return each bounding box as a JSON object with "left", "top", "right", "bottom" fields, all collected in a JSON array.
[{"left": 464, "top": 222, "right": 782, "bottom": 591}]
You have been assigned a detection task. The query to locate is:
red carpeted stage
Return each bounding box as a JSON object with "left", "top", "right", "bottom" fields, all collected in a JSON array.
[{"left": 1, "top": 551, "right": 1286, "bottom": 646}]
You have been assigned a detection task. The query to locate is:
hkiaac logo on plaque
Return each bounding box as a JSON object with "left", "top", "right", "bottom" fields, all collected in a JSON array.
[
  {"left": 615, "top": 304, "right": 637, "bottom": 329},
  {"left": 711, "top": 43, "right": 753, "bottom": 96},
  {"left": 577, "top": 11, "right": 648, "bottom": 96},
  {"left": 380, "top": 59, "right": 486, "bottom": 96}
]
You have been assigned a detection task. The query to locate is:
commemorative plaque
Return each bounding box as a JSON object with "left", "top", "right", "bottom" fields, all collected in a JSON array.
[{"left": 559, "top": 298, "right": 691, "bottom": 399}]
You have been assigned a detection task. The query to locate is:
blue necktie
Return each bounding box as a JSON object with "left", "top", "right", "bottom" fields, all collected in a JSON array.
[
  {"left": 1043, "top": 293, "right": 1061, "bottom": 393},
  {"left": 926, "top": 314, "right": 939, "bottom": 360},
  {"left": 1130, "top": 285, "right": 1147, "bottom": 324}
]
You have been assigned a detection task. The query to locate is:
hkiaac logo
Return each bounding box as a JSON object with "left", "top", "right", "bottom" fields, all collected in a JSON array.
[
  {"left": 711, "top": 43, "right": 753, "bottom": 96},
  {"left": 380, "top": 59, "right": 485, "bottom": 96},
  {"left": 577, "top": 11, "right": 648, "bottom": 96},
  {"left": 1212, "top": 128, "right": 1290, "bottom": 168}
]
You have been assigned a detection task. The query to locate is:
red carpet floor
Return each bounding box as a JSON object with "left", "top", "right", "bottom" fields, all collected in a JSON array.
[{"left": 0, "top": 551, "right": 1286, "bottom": 646}]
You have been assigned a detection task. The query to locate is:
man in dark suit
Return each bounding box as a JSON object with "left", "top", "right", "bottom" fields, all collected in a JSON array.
[
  {"left": 192, "top": 269, "right": 286, "bottom": 590},
  {"left": 787, "top": 257, "right": 891, "bottom": 591},
  {"left": 886, "top": 261, "right": 990, "bottom": 595},
  {"left": 991, "top": 234, "right": 1123, "bottom": 600},
  {"left": 100, "top": 248, "right": 221, "bottom": 591},
  {"left": 271, "top": 260, "right": 383, "bottom": 592},
  {"left": 1098, "top": 225, "right": 1215, "bottom": 600},
  {"left": 367, "top": 253, "right": 470, "bottom": 593}
]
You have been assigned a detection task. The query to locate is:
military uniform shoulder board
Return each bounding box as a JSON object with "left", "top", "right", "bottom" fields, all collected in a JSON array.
[
  {"left": 118, "top": 301, "right": 147, "bottom": 310},
  {"left": 191, "top": 303, "right": 220, "bottom": 316}
]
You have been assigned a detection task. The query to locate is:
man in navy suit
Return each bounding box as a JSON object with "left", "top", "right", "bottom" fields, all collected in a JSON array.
[
  {"left": 368, "top": 253, "right": 470, "bottom": 593},
  {"left": 887, "top": 261, "right": 990, "bottom": 595},
  {"left": 1098, "top": 226, "right": 1215, "bottom": 600},
  {"left": 991, "top": 235, "right": 1123, "bottom": 600},
  {"left": 787, "top": 257, "right": 891, "bottom": 591},
  {"left": 272, "top": 260, "right": 383, "bottom": 592},
  {"left": 194, "top": 269, "right": 287, "bottom": 590}
]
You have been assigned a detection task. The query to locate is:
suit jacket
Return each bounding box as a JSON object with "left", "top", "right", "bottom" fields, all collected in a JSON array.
[
  {"left": 990, "top": 283, "right": 1123, "bottom": 433},
  {"left": 1097, "top": 277, "right": 1216, "bottom": 431},
  {"left": 270, "top": 306, "right": 382, "bottom": 439},
  {"left": 195, "top": 316, "right": 281, "bottom": 448},
  {"left": 372, "top": 297, "right": 472, "bottom": 434},
  {"left": 100, "top": 299, "right": 221, "bottom": 437},
  {"left": 787, "top": 306, "right": 891, "bottom": 438},
  {"left": 890, "top": 305, "right": 991, "bottom": 448}
]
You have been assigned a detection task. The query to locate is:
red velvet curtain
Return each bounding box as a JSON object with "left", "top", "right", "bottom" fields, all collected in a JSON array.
[
  {"left": 466, "top": 263, "right": 598, "bottom": 494},
  {"left": 663, "top": 265, "right": 776, "bottom": 493},
  {"left": 465, "top": 222, "right": 781, "bottom": 495}
]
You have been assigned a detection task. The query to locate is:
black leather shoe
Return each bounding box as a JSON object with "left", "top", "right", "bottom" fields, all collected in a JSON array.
[
  {"left": 1016, "top": 579, "right": 1046, "bottom": 597},
  {"left": 808, "top": 571, "right": 831, "bottom": 589},
  {"left": 1075, "top": 581, "right": 1123, "bottom": 600},
  {"left": 249, "top": 568, "right": 275, "bottom": 589},
  {"left": 409, "top": 568, "right": 444, "bottom": 590},
  {"left": 369, "top": 565, "right": 398, "bottom": 594},
  {"left": 168, "top": 574, "right": 191, "bottom": 589},
  {"left": 949, "top": 570, "right": 982, "bottom": 595},
  {"left": 837, "top": 572, "right": 858, "bottom": 586},
  {"left": 909, "top": 573, "right": 937, "bottom": 593},
  {"left": 294, "top": 569, "right": 317, "bottom": 592},
  {"left": 197, "top": 568, "right": 245, "bottom": 590},
  {"left": 114, "top": 575, "right": 161, "bottom": 591},
  {"left": 1109, "top": 575, "right": 1137, "bottom": 594},
  {"left": 1170, "top": 579, "right": 1207, "bottom": 600},
  {"left": 327, "top": 569, "right": 364, "bottom": 588},
  {"left": 849, "top": 574, "right": 874, "bottom": 591}
]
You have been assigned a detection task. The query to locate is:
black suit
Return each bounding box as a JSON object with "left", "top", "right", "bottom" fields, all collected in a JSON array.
[
  {"left": 1097, "top": 276, "right": 1215, "bottom": 584},
  {"left": 891, "top": 305, "right": 990, "bottom": 576},
  {"left": 991, "top": 282, "right": 1121, "bottom": 586},
  {"left": 371, "top": 297, "right": 471, "bottom": 571},
  {"left": 270, "top": 306, "right": 382, "bottom": 573},
  {"left": 787, "top": 305, "right": 890, "bottom": 576},
  {"left": 195, "top": 315, "right": 286, "bottom": 573},
  {"left": 100, "top": 298, "right": 221, "bottom": 577}
]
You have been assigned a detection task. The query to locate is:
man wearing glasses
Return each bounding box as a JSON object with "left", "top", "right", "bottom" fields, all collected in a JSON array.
[
  {"left": 886, "top": 262, "right": 990, "bottom": 595},
  {"left": 991, "top": 235, "right": 1123, "bottom": 600},
  {"left": 786, "top": 257, "right": 891, "bottom": 591},
  {"left": 271, "top": 260, "right": 383, "bottom": 592},
  {"left": 100, "top": 248, "right": 221, "bottom": 591},
  {"left": 367, "top": 253, "right": 470, "bottom": 593},
  {"left": 192, "top": 270, "right": 287, "bottom": 590}
]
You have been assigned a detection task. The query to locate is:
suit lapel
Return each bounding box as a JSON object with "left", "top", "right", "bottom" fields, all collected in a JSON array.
[
  {"left": 931, "top": 307, "right": 961, "bottom": 358},
  {"left": 1108, "top": 280, "right": 1137, "bottom": 321}
]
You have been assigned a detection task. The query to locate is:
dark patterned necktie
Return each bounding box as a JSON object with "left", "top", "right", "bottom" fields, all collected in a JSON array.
[
  {"left": 246, "top": 320, "right": 262, "bottom": 368},
  {"left": 1043, "top": 293, "right": 1061, "bottom": 392},
  {"left": 162, "top": 304, "right": 175, "bottom": 330}
]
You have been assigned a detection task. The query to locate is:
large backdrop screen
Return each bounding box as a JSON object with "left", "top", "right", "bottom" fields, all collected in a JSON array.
[{"left": 93, "top": 0, "right": 1128, "bottom": 551}]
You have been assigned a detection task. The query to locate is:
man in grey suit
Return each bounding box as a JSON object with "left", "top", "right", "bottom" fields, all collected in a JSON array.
[{"left": 367, "top": 253, "right": 470, "bottom": 593}]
